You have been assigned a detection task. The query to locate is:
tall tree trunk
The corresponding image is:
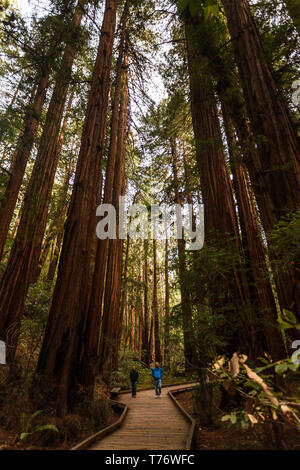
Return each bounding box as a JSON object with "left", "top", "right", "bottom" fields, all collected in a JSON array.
[
  {"left": 141, "top": 239, "right": 150, "bottom": 364},
  {"left": 222, "top": 0, "right": 300, "bottom": 227},
  {"left": 47, "top": 159, "right": 74, "bottom": 282},
  {"left": 130, "top": 282, "right": 135, "bottom": 351},
  {"left": 184, "top": 10, "right": 254, "bottom": 356},
  {"left": 149, "top": 314, "right": 154, "bottom": 363},
  {"left": 37, "top": 0, "right": 118, "bottom": 414},
  {"left": 80, "top": 2, "right": 130, "bottom": 389},
  {"left": 222, "top": 0, "right": 300, "bottom": 320},
  {"left": 170, "top": 138, "right": 194, "bottom": 369},
  {"left": 119, "top": 234, "right": 131, "bottom": 340},
  {"left": 202, "top": 17, "right": 299, "bottom": 336},
  {"left": 0, "top": 1, "right": 87, "bottom": 361},
  {"left": 95, "top": 47, "right": 129, "bottom": 381},
  {"left": 222, "top": 100, "right": 286, "bottom": 360},
  {"left": 152, "top": 239, "right": 162, "bottom": 363},
  {"left": 164, "top": 238, "right": 170, "bottom": 368},
  {"left": 34, "top": 91, "right": 75, "bottom": 283},
  {"left": 0, "top": 14, "right": 66, "bottom": 261}
]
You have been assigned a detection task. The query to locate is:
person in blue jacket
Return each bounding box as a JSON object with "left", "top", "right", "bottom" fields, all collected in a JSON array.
[{"left": 152, "top": 362, "right": 163, "bottom": 397}]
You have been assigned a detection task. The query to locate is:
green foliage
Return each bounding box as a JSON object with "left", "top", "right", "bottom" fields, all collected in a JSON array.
[
  {"left": 19, "top": 410, "right": 58, "bottom": 441},
  {"left": 269, "top": 210, "right": 300, "bottom": 262},
  {"left": 278, "top": 309, "right": 300, "bottom": 332},
  {"left": 215, "top": 353, "right": 300, "bottom": 432},
  {"left": 18, "top": 281, "right": 53, "bottom": 370},
  {"left": 111, "top": 350, "right": 196, "bottom": 389},
  {"left": 221, "top": 410, "right": 251, "bottom": 430},
  {"left": 177, "top": 0, "right": 219, "bottom": 18},
  {"left": 109, "top": 350, "right": 152, "bottom": 389}
]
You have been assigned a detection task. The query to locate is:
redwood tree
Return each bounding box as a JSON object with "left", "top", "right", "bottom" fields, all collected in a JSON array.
[
  {"left": 80, "top": 0, "right": 130, "bottom": 388},
  {"left": 37, "top": 0, "right": 118, "bottom": 414},
  {"left": 152, "top": 238, "right": 162, "bottom": 363},
  {"left": 171, "top": 138, "right": 194, "bottom": 368},
  {"left": 184, "top": 8, "right": 255, "bottom": 356},
  {"left": 0, "top": 0, "right": 88, "bottom": 360},
  {"left": 0, "top": 5, "right": 68, "bottom": 261},
  {"left": 222, "top": 0, "right": 300, "bottom": 321},
  {"left": 97, "top": 46, "right": 129, "bottom": 380}
]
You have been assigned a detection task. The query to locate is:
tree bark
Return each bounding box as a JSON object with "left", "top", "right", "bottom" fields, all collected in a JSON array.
[
  {"left": 96, "top": 45, "right": 129, "bottom": 381},
  {"left": 170, "top": 138, "right": 194, "bottom": 369},
  {"left": 152, "top": 239, "right": 162, "bottom": 363},
  {"left": 37, "top": 0, "right": 118, "bottom": 414},
  {"left": 184, "top": 10, "right": 254, "bottom": 355},
  {"left": 142, "top": 239, "right": 150, "bottom": 364},
  {"left": 80, "top": 1, "right": 130, "bottom": 388},
  {"left": 222, "top": 0, "right": 300, "bottom": 320},
  {"left": 222, "top": 100, "right": 286, "bottom": 360},
  {"left": 34, "top": 91, "right": 75, "bottom": 283},
  {"left": 0, "top": 17, "right": 66, "bottom": 261},
  {"left": 164, "top": 238, "right": 170, "bottom": 368}
]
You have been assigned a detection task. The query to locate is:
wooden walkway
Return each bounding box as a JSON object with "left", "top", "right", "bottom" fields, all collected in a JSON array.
[{"left": 89, "top": 383, "right": 197, "bottom": 450}]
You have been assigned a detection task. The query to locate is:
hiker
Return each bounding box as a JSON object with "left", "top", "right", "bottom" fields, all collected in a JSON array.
[
  {"left": 152, "top": 362, "right": 163, "bottom": 397},
  {"left": 130, "top": 365, "right": 139, "bottom": 398}
]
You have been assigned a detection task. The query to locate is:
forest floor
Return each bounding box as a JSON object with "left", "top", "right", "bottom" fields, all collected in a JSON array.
[
  {"left": 0, "top": 367, "right": 196, "bottom": 450},
  {"left": 0, "top": 369, "right": 123, "bottom": 450},
  {"left": 0, "top": 397, "right": 122, "bottom": 450},
  {"left": 176, "top": 390, "right": 300, "bottom": 450}
]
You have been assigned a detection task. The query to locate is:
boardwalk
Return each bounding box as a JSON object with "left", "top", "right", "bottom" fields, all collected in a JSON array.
[{"left": 89, "top": 383, "right": 197, "bottom": 450}]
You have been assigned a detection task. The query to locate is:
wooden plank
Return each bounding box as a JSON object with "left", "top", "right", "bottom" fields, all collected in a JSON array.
[
  {"left": 70, "top": 401, "right": 127, "bottom": 450},
  {"left": 168, "top": 387, "right": 199, "bottom": 450},
  {"left": 87, "top": 383, "right": 198, "bottom": 451}
]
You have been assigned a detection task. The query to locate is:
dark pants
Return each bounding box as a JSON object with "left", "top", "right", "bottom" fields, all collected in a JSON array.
[
  {"left": 154, "top": 378, "right": 162, "bottom": 396},
  {"left": 131, "top": 381, "right": 137, "bottom": 397}
]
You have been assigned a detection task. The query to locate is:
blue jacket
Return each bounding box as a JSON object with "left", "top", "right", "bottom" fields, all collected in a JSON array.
[{"left": 152, "top": 367, "right": 163, "bottom": 380}]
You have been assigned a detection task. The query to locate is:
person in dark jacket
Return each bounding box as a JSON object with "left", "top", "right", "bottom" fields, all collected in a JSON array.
[
  {"left": 152, "top": 362, "right": 163, "bottom": 397},
  {"left": 130, "top": 365, "right": 139, "bottom": 398}
]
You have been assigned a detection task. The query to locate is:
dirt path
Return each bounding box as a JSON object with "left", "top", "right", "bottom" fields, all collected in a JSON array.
[{"left": 89, "top": 383, "right": 198, "bottom": 450}]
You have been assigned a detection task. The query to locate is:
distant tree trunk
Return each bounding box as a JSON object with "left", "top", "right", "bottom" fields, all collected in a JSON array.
[
  {"left": 37, "top": 0, "right": 118, "bottom": 414},
  {"left": 283, "top": 0, "right": 300, "bottom": 35},
  {"left": 164, "top": 238, "right": 170, "bottom": 368},
  {"left": 141, "top": 239, "right": 150, "bottom": 364},
  {"left": 170, "top": 138, "right": 194, "bottom": 369},
  {"left": 222, "top": 0, "right": 300, "bottom": 320},
  {"left": 130, "top": 297, "right": 135, "bottom": 350},
  {"left": 9, "top": 212, "right": 20, "bottom": 240},
  {"left": 46, "top": 159, "right": 74, "bottom": 281},
  {"left": 0, "top": 1, "right": 87, "bottom": 361},
  {"left": 152, "top": 239, "right": 162, "bottom": 363},
  {"left": 149, "top": 316, "right": 154, "bottom": 364},
  {"left": 222, "top": 100, "right": 286, "bottom": 360},
  {"left": 0, "top": 71, "right": 24, "bottom": 144},
  {"left": 119, "top": 234, "right": 131, "bottom": 343},
  {"left": 97, "top": 47, "right": 129, "bottom": 380}
]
